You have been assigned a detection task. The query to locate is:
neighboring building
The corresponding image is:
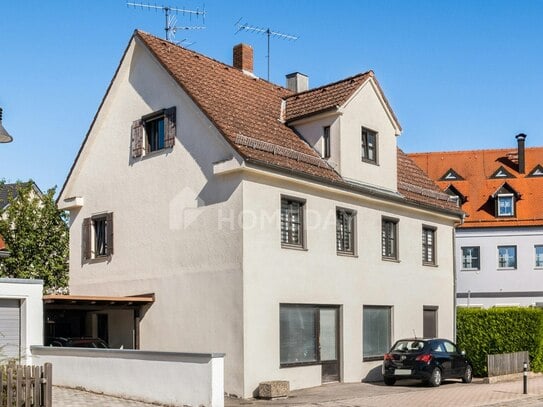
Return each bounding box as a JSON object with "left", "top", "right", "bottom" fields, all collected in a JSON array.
[
  {"left": 57, "top": 30, "right": 462, "bottom": 397},
  {"left": 410, "top": 135, "right": 543, "bottom": 308}
]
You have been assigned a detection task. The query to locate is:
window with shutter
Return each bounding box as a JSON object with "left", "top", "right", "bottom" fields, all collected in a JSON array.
[
  {"left": 82, "top": 212, "right": 114, "bottom": 262},
  {"left": 132, "top": 107, "right": 176, "bottom": 157}
]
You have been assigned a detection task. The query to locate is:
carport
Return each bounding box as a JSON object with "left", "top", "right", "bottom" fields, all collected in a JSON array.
[{"left": 43, "top": 294, "right": 154, "bottom": 349}]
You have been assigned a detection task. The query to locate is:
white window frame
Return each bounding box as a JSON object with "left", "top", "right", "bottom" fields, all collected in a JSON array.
[
  {"left": 498, "top": 245, "right": 517, "bottom": 269},
  {"left": 461, "top": 246, "right": 480, "bottom": 271},
  {"left": 497, "top": 194, "right": 514, "bottom": 217},
  {"left": 535, "top": 245, "right": 543, "bottom": 269}
]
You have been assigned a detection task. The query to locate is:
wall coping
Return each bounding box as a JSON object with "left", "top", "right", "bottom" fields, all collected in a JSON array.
[
  {"left": 31, "top": 346, "right": 225, "bottom": 361},
  {"left": 0, "top": 278, "right": 44, "bottom": 285}
]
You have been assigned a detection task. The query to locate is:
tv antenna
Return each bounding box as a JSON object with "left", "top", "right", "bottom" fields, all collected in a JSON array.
[
  {"left": 235, "top": 19, "right": 298, "bottom": 81},
  {"left": 127, "top": 2, "right": 206, "bottom": 44}
]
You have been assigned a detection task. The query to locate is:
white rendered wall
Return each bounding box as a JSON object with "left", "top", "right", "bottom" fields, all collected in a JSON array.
[
  {"left": 59, "top": 39, "right": 244, "bottom": 395},
  {"left": 456, "top": 227, "right": 543, "bottom": 308},
  {"left": 240, "top": 173, "right": 457, "bottom": 396},
  {"left": 0, "top": 278, "right": 43, "bottom": 364},
  {"left": 31, "top": 347, "right": 224, "bottom": 407}
]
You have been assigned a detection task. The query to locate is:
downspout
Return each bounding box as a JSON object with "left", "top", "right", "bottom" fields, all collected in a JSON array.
[{"left": 452, "top": 214, "right": 465, "bottom": 342}]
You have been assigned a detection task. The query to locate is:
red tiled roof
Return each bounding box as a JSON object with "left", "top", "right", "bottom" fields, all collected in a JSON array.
[
  {"left": 409, "top": 147, "right": 543, "bottom": 228},
  {"left": 131, "top": 31, "right": 457, "bottom": 214}
]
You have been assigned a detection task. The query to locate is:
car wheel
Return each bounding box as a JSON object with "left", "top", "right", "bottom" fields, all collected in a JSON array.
[
  {"left": 384, "top": 377, "right": 396, "bottom": 386},
  {"left": 428, "top": 367, "right": 442, "bottom": 387},
  {"left": 462, "top": 365, "right": 473, "bottom": 383}
]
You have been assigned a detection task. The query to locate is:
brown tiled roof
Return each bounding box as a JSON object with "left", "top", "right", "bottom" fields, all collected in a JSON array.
[
  {"left": 284, "top": 72, "right": 372, "bottom": 122},
  {"left": 410, "top": 147, "right": 543, "bottom": 228},
  {"left": 136, "top": 31, "right": 341, "bottom": 182},
  {"left": 134, "top": 31, "right": 456, "bottom": 215},
  {"left": 397, "top": 149, "right": 460, "bottom": 212}
]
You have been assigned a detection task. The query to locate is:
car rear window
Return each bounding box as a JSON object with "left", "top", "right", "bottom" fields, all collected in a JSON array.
[{"left": 391, "top": 340, "right": 425, "bottom": 352}]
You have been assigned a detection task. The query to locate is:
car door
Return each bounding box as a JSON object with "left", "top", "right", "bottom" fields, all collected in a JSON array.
[
  {"left": 430, "top": 340, "right": 453, "bottom": 378},
  {"left": 443, "top": 340, "right": 465, "bottom": 376}
]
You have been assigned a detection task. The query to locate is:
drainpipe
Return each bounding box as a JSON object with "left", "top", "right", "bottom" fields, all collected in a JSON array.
[{"left": 452, "top": 214, "right": 465, "bottom": 342}]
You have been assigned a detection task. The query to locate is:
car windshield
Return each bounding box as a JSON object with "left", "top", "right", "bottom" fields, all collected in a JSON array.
[{"left": 391, "top": 340, "right": 425, "bottom": 352}]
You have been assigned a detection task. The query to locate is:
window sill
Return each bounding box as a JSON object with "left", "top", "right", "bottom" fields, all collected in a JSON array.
[
  {"left": 423, "top": 263, "right": 438, "bottom": 267},
  {"left": 280, "top": 361, "right": 319, "bottom": 368},
  {"left": 361, "top": 158, "right": 379, "bottom": 166},
  {"left": 138, "top": 147, "right": 173, "bottom": 160},
  {"left": 337, "top": 251, "right": 357, "bottom": 258},
  {"left": 281, "top": 244, "right": 308, "bottom": 252},
  {"left": 461, "top": 268, "right": 480, "bottom": 272},
  {"left": 497, "top": 268, "right": 516, "bottom": 271},
  {"left": 86, "top": 256, "right": 110, "bottom": 264},
  {"left": 535, "top": 267, "right": 543, "bottom": 270},
  {"left": 382, "top": 257, "right": 400, "bottom": 263}
]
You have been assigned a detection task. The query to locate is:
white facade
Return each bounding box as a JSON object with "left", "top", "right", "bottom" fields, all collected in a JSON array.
[
  {"left": 456, "top": 227, "right": 543, "bottom": 308},
  {"left": 59, "top": 35, "right": 461, "bottom": 397},
  {"left": 0, "top": 278, "right": 43, "bottom": 364}
]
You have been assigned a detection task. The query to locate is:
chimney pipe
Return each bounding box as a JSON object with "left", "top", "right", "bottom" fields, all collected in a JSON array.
[
  {"left": 516, "top": 133, "right": 526, "bottom": 174},
  {"left": 286, "top": 72, "right": 309, "bottom": 93},
  {"left": 233, "top": 43, "right": 253, "bottom": 73}
]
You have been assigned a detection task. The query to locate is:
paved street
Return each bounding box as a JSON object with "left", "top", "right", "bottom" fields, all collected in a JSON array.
[{"left": 54, "top": 376, "right": 543, "bottom": 406}]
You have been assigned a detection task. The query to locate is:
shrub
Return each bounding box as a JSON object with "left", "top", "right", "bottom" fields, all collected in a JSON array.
[{"left": 457, "top": 307, "right": 543, "bottom": 376}]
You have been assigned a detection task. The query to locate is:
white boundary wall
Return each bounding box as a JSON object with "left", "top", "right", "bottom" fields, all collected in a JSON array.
[
  {"left": 31, "top": 347, "right": 224, "bottom": 407},
  {"left": 0, "top": 278, "right": 43, "bottom": 364}
]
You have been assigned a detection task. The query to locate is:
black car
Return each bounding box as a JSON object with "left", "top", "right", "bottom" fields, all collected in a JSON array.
[
  {"left": 46, "top": 337, "right": 109, "bottom": 348},
  {"left": 382, "top": 338, "right": 472, "bottom": 387}
]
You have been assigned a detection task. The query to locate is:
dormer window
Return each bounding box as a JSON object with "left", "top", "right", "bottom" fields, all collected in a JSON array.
[
  {"left": 444, "top": 185, "right": 466, "bottom": 206},
  {"left": 528, "top": 164, "right": 543, "bottom": 177},
  {"left": 490, "top": 166, "right": 515, "bottom": 179},
  {"left": 361, "top": 127, "right": 377, "bottom": 164},
  {"left": 322, "top": 126, "right": 331, "bottom": 159},
  {"left": 492, "top": 183, "right": 519, "bottom": 217},
  {"left": 497, "top": 194, "right": 514, "bottom": 216},
  {"left": 440, "top": 169, "right": 463, "bottom": 181}
]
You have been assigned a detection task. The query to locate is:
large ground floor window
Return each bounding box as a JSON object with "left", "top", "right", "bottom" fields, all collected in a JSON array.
[
  {"left": 363, "top": 305, "right": 392, "bottom": 361},
  {"left": 280, "top": 304, "right": 339, "bottom": 369}
]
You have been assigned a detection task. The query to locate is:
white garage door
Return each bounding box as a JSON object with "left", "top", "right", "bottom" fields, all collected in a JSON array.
[{"left": 0, "top": 299, "right": 20, "bottom": 361}]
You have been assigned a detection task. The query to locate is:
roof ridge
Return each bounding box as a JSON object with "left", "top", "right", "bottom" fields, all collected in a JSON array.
[
  {"left": 284, "top": 70, "right": 373, "bottom": 100},
  {"left": 408, "top": 145, "right": 543, "bottom": 156},
  {"left": 134, "top": 30, "right": 292, "bottom": 94}
]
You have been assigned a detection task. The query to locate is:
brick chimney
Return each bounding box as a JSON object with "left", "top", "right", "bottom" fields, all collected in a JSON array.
[
  {"left": 233, "top": 43, "right": 253, "bottom": 73},
  {"left": 516, "top": 133, "right": 527, "bottom": 174}
]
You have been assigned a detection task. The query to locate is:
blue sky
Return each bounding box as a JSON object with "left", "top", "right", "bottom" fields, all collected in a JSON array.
[{"left": 1, "top": 1, "right": 542, "bottom": 192}]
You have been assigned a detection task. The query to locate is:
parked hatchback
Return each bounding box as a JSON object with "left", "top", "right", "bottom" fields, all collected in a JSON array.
[{"left": 382, "top": 338, "right": 472, "bottom": 386}]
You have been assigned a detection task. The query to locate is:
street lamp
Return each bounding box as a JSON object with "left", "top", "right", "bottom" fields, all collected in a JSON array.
[{"left": 0, "top": 108, "right": 13, "bottom": 143}]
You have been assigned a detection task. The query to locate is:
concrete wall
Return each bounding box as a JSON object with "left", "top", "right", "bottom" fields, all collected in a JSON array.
[
  {"left": 456, "top": 227, "right": 543, "bottom": 308},
  {"left": 31, "top": 347, "right": 224, "bottom": 407},
  {"left": 240, "top": 172, "right": 457, "bottom": 396},
  {"left": 59, "top": 38, "right": 244, "bottom": 395},
  {"left": 0, "top": 278, "right": 43, "bottom": 364}
]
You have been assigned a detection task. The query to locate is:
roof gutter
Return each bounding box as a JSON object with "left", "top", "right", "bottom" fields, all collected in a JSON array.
[{"left": 243, "top": 158, "right": 464, "bottom": 219}]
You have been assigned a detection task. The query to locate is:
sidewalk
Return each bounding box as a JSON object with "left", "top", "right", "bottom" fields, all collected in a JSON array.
[{"left": 53, "top": 376, "right": 543, "bottom": 407}]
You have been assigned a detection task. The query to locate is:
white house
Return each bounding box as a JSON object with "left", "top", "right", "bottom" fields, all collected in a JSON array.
[
  {"left": 410, "top": 136, "right": 543, "bottom": 308},
  {"left": 57, "top": 30, "right": 463, "bottom": 397}
]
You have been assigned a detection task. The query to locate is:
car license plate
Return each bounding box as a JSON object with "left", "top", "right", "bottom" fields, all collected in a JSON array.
[{"left": 395, "top": 369, "right": 411, "bottom": 376}]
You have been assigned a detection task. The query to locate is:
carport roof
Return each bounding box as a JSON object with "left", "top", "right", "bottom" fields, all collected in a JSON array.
[{"left": 43, "top": 294, "right": 155, "bottom": 306}]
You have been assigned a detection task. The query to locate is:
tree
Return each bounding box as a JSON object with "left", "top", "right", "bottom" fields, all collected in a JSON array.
[{"left": 0, "top": 181, "right": 68, "bottom": 290}]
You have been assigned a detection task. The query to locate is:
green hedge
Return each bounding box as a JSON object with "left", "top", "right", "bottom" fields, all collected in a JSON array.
[{"left": 457, "top": 307, "right": 543, "bottom": 376}]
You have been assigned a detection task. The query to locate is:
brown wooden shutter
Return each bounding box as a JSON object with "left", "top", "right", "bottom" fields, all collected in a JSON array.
[
  {"left": 106, "top": 212, "right": 114, "bottom": 256},
  {"left": 131, "top": 119, "right": 144, "bottom": 157},
  {"left": 82, "top": 217, "right": 91, "bottom": 261},
  {"left": 164, "top": 106, "right": 176, "bottom": 148}
]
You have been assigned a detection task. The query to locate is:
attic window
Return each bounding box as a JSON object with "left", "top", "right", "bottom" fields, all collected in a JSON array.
[
  {"left": 492, "top": 184, "right": 519, "bottom": 217},
  {"left": 131, "top": 107, "right": 176, "bottom": 158},
  {"left": 528, "top": 164, "right": 543, "bottom": 177},
  {"left": 490, "top": 166, "right": 515, "bottom": 179},
  {"left": 440, "top": 169, "right": 463, "bottom": 181},
  {"left": 361, "top": 127, "right": 377, "bottom": 164},
  {"left": 444, "top": 185, "right": 466, "bottom": 205}
]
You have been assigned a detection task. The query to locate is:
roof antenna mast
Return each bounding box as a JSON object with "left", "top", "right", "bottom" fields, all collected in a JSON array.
[
  {"left": 235, "top": 19, "right": 298, "bottom": 81},
  {"left": 127, "top": 2, "right": 206, "bottom": 45}
]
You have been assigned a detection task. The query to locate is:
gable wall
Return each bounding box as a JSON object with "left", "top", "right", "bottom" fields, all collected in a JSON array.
[
  {"left": 338, "top": 81, "right": 398, "bottom": 191},
  {"left": 61, "top": 39, "right": 245, "bottom": 395}
]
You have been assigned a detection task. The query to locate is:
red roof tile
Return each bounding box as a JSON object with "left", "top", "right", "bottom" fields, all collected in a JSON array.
[{"left": 409, "top": 147, "right": 543, "bottom": 228}]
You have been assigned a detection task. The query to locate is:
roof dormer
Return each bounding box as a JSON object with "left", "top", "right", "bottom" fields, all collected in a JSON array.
[
  {"left": 491, "top": 183, "right": 520, "bottom": 217},
  {"left": 490, "top": 165, "right": 515, "bottom": 179},
  {"left": 440, "top": 168, "right": 464, "bottom": 181}
]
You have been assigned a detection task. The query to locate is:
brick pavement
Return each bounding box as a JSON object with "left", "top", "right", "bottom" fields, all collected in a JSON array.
[{"left": 54, "top": 376, "right": 543, "bottom": 406}]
